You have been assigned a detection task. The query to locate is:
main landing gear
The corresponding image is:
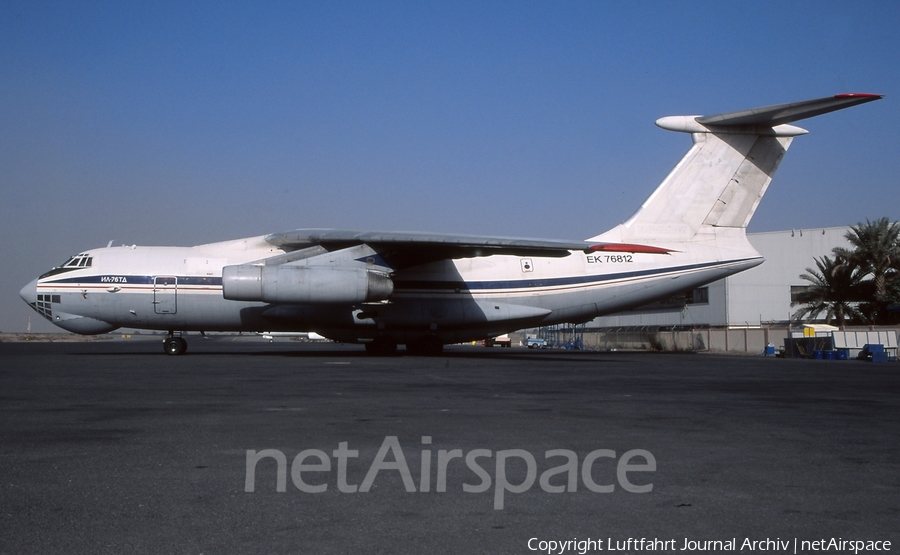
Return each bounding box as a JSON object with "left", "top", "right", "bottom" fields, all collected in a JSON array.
[
  {"left": 365, "top": 336, "right": 398, "bottom": 356},
  {"left": 163, "top": 333, "right": 187, "bottom": 356},
  {"left": 405, "top": 336, "right": 444, "bottom": 357},
  {"left": 363, "top": 335, "right": 445, "bottom": 356}
]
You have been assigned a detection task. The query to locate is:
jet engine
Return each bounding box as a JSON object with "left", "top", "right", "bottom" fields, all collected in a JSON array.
[{"left": 222, "top": 265, "right": 393, "bottom": 304}]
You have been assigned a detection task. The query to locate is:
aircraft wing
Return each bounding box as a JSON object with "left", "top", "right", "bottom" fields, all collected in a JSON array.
[{"left": 265, "top": 229, "right": 671, "bottom": 268}]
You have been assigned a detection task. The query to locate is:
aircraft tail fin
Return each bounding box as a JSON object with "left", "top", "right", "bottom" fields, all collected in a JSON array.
[{"left": 590, "top": 94, "right": 882, "bottom": 244}]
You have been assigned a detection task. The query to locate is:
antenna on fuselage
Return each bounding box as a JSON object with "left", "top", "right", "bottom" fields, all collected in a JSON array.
[{"left": 107, "top": 240, "right": 114, "bottom": 248}]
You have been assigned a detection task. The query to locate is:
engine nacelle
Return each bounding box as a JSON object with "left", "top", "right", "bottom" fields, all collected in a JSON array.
[{"left": 222, "top": 265, "right": 393, "bottom": 304}]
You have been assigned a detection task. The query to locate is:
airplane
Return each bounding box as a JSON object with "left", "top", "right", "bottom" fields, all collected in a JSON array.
[{"left": 20, "top": 93, "right": 882, "bottom": 356}]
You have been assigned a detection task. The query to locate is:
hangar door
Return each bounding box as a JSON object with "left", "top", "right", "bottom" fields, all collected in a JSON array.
[{"left": 153, "top": 276, "right": 177, "bottom": 314}]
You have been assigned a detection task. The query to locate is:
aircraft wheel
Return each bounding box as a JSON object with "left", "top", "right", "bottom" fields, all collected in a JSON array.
[
  {"left": 365, "top": 336, "right": 398, "bottom": 356},
  {"left": 406, "top": 336, "right": 443, "bottom": 357},
  {"left": 164, "top": 337, "right": 187, "bottom": 356}
]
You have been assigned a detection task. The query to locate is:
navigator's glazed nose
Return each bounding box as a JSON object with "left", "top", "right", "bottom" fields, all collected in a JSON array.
[{"left": 19, "top": 278, "right": 37, "bottom": 306}]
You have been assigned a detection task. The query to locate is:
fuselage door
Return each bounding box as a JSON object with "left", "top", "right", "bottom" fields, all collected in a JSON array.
[{"left": 153, "top": 276, "right": 177, "bottom": 314}]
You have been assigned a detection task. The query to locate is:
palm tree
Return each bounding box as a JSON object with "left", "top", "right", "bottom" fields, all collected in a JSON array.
[
  {"left": 792, "top": 255, "right": 868, "bottom": 328},
  {"left": 834, "top": 217, "right": 900, "bottom": 302}
]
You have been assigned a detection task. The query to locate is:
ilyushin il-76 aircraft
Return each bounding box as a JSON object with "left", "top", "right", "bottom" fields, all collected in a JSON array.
[{"left": 20, "top": 93, "right": 881, "bottom": 355}]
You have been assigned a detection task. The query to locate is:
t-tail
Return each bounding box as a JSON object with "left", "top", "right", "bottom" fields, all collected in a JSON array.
[{"left": 591, "top": 94, "right": 882, "bottom": 248}]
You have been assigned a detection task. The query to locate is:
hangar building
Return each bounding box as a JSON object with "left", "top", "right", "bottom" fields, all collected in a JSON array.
[{"left": 589, "top": 226, "right": 853, "bottom": 328}]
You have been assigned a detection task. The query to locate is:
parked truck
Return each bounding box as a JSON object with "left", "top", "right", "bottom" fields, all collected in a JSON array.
[{"left": 483, "top": 334, "right": 512, "bottom": 348}]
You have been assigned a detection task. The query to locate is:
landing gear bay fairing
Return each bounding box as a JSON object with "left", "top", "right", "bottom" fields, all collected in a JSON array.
[{"left": 21, "top": 94, "right": 882, "bottom": 355}]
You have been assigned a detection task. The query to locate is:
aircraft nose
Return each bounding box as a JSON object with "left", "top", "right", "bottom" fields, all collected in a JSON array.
[{"left": 19, "top": 278, "right": 38, "bottom": 306}]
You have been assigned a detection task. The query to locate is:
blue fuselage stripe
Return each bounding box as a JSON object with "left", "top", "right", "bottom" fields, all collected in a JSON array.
[
  {"left": 43, "top": 276, "right": 224, "bottom": 286},
  {"left": 395, "top": 258, "right": 757, "bottom": 291}
]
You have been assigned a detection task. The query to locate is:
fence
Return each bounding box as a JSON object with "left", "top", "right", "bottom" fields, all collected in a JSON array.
[
  {"left": 561, "top": 326, "right": 790, "bottom": 354},
  {"left": 522, "top": 325, "right": 900, "bottom": 354}
]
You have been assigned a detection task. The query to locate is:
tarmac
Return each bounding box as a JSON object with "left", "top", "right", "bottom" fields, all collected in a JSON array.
[{"left": 1, "top": 337, "right": 898, "bottom": 554}]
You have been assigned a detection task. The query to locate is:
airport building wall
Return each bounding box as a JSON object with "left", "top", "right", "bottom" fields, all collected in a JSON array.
[
  {"left": 572, "top": 327, "right": 790, "bottom": 353},
  {"left": 588, "top": 226, "right": 853, "bottom": 329},
  {"left": 726, "top": 227, "right": 853, "bottom": 326}
]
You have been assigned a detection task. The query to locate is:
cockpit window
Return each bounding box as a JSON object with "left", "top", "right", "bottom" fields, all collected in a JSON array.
[
  {"left": 62, "top": 254, "right": 92, "bottom": 268},
  {"left": 39, "top": 254, "right": 93, "bottom": 279}
]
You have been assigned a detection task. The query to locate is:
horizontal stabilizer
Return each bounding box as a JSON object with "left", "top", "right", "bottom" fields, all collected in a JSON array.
[{"left": 696, "top": 93, "right": 882, "bottom": 127}]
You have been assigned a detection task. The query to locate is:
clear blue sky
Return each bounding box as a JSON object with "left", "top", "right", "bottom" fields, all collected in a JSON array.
[{"left": 2, "top": 1, "right": 897, "bottom": 333}]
